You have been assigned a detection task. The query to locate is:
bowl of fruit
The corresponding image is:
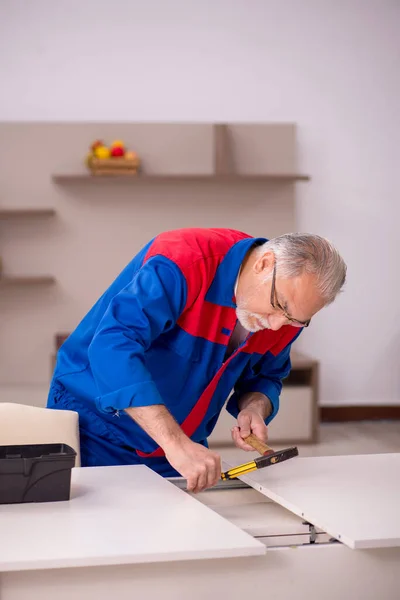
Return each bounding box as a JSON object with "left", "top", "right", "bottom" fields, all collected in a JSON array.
[{"left": 85, "top": 140, "right": 140, "bottom": 176}]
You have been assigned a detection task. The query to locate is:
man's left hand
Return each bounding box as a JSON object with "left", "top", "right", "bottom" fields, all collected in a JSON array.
[{"left": 231, "top": 408, "right": 268, "bottom": 451}]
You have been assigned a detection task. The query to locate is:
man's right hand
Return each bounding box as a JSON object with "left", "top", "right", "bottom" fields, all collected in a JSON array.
[
  {"left": 125, "top": 405, "right": 221, "bottom": 492},
  {"left": 164, "top": 439, "right": 221, "bottom": 493}
]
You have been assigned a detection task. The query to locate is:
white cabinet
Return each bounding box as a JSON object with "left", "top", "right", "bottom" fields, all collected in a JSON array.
[
  {"left": 268, "top": 385, "right": 314, "bottom": 442},
  {"left": 209, "top": 351, "right": 319, "bottom": 447}
]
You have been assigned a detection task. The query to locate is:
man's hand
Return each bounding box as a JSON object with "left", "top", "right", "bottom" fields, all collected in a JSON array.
[
  {"left": 231, "top": 392, "right": 271, "bottom": 451},
  {"left": 231, "top": 409, "right": 268, "bottom": 451},
  {"left": 164, "top": 439, "right": 221, "bottom": 493},
  {"left": 126, "top": 405, "right": 221, "bottom": 493}
]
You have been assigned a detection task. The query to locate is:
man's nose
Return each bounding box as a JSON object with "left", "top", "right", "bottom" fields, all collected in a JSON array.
[{"left": 268, "top": 313, "right": 288, "bottom": 331}]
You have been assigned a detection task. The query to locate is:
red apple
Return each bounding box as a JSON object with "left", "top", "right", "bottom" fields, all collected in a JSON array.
[{"left": 111, "top": 146, "right": 124, "bottom": 157}]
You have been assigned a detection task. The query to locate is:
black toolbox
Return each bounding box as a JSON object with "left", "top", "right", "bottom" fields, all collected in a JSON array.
[{"left": 0, "top": 443, "right": 77, "bottom": 504}]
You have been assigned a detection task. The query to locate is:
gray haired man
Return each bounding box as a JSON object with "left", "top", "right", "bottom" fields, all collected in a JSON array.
[{"left": 48, "top": 228, "right": 346, "bottom": 492}]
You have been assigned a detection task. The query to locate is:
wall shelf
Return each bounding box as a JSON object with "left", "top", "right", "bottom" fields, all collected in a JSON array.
[
  {"left": 52, "top": 173, "right": 310, "bottom": 183},
  {"left": 0, "top": 208, "right": 56, "bottom": 219},
  {"left": 52, "top": 123, "right": 310, "bottom": 184},
  {"left": 0, "top": 276, "right": 56, "bottom": 286},
  {"left": 0, "top": 211, "right": 56, "bottom": 289}
]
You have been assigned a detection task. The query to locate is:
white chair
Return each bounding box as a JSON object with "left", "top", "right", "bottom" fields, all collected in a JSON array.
[{"left": 0, "top": 403, "right": 81, "bottom": 467}]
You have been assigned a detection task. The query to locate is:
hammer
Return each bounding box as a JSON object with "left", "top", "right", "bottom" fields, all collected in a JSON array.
[{"left": 221, "top": 434, "right": 298, "bottom": 480}]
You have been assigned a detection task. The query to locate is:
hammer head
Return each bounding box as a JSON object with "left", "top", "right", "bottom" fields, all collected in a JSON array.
[{"left": 254, "top": 446, "right": 298, "bottom": 470}]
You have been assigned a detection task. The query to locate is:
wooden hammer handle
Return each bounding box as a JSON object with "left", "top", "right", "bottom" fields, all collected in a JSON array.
[{"left": 244, "top": 433, "right": 273, "bottom": 456}]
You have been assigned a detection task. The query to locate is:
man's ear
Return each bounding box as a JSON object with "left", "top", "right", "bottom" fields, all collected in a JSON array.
[{"left": 254, "top": 251, "right": 275, "bottom": 275}]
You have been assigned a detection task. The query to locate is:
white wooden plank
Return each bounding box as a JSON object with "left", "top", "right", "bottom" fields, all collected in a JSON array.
[
  {"left": 193, "top": 483, "right": 309, "bottom": 537},
  {"left": 234, "top": 453, "right": 400, "bottom": 549},
  {"left": 216, "top": 502, "right": 308, "bottom": 537},
  {"left": 0, "top": 465, "right": 264, "bottom": 571}
]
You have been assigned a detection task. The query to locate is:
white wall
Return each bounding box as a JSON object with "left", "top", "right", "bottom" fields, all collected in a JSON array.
[{"left": 0, "top": 0, "right": 399, "bottom": 406}]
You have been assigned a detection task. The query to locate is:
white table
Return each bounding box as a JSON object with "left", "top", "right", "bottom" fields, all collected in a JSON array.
[
  {"left": 0, "top": 465, "right": 263, "bottom": 571},
  {"left": 1, "top": 462, "right": 400, "bottom": 600},
  {"left": 237, "top": 452, "right": 400, "bottom": 549}
]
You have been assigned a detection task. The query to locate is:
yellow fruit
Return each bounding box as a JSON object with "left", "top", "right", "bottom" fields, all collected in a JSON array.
[
  {"left": 94, "top": 145, "right": 110, "bottom": 159},
  {"left": 111, "top": 139, "right": 125, "bottom": 148}
]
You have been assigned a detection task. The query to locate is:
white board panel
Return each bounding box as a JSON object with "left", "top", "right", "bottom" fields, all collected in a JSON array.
[
  {"left": 0, "top": 465, "right": 264, "bottom": 571},
  {"left": 235, "top": 453, "right": 400, "bottom": 549}
]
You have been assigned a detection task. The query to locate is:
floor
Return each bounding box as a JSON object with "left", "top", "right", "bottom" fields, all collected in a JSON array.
[{"left": 216, "top": 421, "right": 400, "bottom": 464}]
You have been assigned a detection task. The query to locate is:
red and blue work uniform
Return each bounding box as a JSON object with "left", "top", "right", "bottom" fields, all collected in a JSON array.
[{"left": 47, "top": 228, "right": 301, "bottom": 476}]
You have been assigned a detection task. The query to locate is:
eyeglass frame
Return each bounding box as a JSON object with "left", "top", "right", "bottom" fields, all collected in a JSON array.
[{"left": 270, "top": 262, "right": 311, "bottom": 328}]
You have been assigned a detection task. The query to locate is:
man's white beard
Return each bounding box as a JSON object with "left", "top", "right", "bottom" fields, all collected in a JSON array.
[{"left": 236, "top": 308, "right": 271, "bottom": 332}]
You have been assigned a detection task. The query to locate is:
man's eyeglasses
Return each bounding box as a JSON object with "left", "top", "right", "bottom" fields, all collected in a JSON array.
[{"left": 270, "top": 263, "right": 311, "bottom": 328}]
